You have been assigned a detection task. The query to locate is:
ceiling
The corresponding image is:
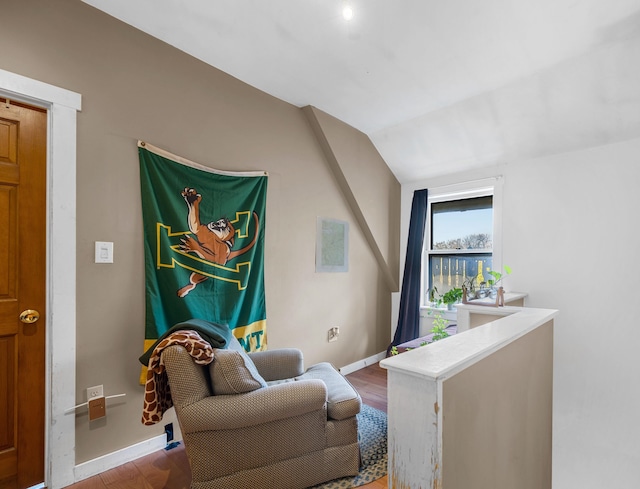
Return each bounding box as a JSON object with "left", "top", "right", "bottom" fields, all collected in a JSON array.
[{"left": 83, "top": 0, "right": 640, "bottom": 183}]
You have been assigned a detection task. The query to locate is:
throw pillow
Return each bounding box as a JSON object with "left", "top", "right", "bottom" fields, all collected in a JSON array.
[{"left": 209, "top": 348, "right": 267, "bottom": 395}]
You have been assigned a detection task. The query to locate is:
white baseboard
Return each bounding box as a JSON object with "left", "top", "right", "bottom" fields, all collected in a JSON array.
[
  {"left": 73, "top": 433, "right": 167, "bottom": 482},
  {"left": 339, "top": 351, "right": 387, "bottom": 375}
]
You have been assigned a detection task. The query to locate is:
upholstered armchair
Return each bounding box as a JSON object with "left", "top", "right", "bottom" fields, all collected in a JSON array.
[{"left": 161, "top": 335, "right": 361, "bottom": 489}]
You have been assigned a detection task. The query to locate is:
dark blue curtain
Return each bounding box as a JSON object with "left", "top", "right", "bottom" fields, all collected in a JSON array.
[{"left": 389, "top": 189, "right": 428, "bottom": 352}]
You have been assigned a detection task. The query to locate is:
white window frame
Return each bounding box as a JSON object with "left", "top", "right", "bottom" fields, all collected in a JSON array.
[{"left": 421, "top": 177, "right": 503, "bottom": 308}]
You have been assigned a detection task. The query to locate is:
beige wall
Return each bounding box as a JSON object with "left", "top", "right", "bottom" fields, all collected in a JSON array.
[
  {"left": 442, "top": 321, "right": 553, "bottom": 489},
  {"left": 304, "top": 106, "right": 401, "bottom": 290},
  {"left": 1, "top": 0, "right": 400, "bottom": 463}
]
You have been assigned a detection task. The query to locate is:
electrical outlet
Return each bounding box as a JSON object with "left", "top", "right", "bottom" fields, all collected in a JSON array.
[
  {"left": 328, "top": 327, "right": 340, "bottom": 342},
  {"left": 87, "top": 385, "right": 104, "bottom": 400}
]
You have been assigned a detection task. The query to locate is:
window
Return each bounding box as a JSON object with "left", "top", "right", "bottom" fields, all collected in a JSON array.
[{"left": 422, "top": 180, "right": 501, "bottom": 306}]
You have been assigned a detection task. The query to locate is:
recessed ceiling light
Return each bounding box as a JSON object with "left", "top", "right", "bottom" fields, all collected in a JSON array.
[{"left": 342, "top": 4, "right": 354, "bottom": 21}]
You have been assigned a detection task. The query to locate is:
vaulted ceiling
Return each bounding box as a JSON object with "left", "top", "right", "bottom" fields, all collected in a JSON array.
[{"left": 83, "top": 0, "right": 640, "bottom": 183}]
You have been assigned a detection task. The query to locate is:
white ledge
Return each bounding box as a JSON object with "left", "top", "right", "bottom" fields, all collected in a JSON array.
[{"left": 380, "top": 307, "right": 558, "bottom": 380}]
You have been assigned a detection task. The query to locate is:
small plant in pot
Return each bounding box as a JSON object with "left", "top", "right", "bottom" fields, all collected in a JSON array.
[
  {"left": 486, "top": 265, "right": 512, "bottom": 298},
  {"left": 462, "top": 276, "right": 477, "bottom": 300},
  {"left": 428, "top": 286, "right": 443, "bottom": 308},
  {"left": 441, "top": 287, "right": 463, "bottom": 310},
  {"left": 430, "top": 311, "right": 450, "bottom": 341},
  {"left": 389, "top": 308, "right": 451, "bottom": 356}
]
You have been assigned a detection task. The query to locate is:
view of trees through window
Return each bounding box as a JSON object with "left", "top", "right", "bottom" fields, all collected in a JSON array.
[
  {"left": 427, "top": 195, "right": 493, "bottom": 302},
  {"left": 432, "top": 233, "right": 492, "bottom": 250}
]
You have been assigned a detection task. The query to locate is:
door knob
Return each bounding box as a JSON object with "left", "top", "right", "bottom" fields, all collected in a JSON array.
[{"left": 20, "top": 309, "right": 40, "bottom": 324}]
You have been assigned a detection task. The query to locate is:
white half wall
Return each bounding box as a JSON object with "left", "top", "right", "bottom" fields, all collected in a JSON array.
[{"left": 399, "top": 137, "right": 640, "bottom": 488}]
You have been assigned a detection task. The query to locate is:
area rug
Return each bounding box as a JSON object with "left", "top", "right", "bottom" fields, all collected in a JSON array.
[{"left": 311, "top": 404, "right": 387, "bottom": 488}]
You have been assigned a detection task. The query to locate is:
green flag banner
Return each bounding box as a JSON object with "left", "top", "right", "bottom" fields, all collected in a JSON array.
[{"left": 138, "top": 141, "right": 268, "bottom": 364}]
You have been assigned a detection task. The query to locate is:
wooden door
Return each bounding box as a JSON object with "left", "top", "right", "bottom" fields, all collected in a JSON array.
[{"left": 0, "top": 100, "right": 47, "bottom": 488}]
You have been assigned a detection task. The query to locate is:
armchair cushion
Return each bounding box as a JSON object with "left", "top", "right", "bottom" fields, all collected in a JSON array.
[
  {"left": 297, "top": 362, "right": 361, "bottom": 420},
  {"left": 179, "top": 379, "right": 328, "bottom": 432},
  {"left": 249, "top": 348, "right": 305, "bottom": 381},
  {"left": 209, "top": 348, "right": 268, "bottom": 395}
]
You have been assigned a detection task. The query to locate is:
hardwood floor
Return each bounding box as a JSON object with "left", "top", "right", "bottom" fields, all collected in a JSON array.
[{"left": 64, "top": 362, "right": 388, "bottom": 489}]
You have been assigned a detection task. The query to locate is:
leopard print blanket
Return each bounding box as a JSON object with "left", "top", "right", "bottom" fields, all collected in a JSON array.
[{"left": 142, "top": 330, "right": 214, "bottom": 426}]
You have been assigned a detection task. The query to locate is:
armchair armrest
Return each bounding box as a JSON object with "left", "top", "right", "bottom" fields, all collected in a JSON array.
[
  {"left": 178, "top": 379, "right": 327, "bottom": 433},
  {"left": 249, "top": 348, "right": 304, "bottom": 381}
]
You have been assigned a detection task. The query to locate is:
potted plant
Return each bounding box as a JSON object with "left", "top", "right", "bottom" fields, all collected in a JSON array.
[
  {"left": 441, "top": 287, "right": 463, "bottom": 310},
  {"left": 462, "top": 275, "right": 477, "bottom": 300},
  {"left": 486, "top": 265, "right": 512, "bottom": 298},
  {"left": 428, "top": 286, "right": 442, "bottom": 308},
  {"left": 429, "top": 311, "right": 451, "bottom": 341},
  {"left": 390, "top": 309, "right": 450, "bottom": 356}
]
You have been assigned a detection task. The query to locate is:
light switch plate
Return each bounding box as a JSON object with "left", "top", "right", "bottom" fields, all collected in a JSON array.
[{"left": 95, "top": 241, "right": 114, "bottom": 263}]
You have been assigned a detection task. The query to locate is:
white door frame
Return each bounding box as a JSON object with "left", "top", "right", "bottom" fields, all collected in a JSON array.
[{"left": 0, "top": 68, "right": 80, "bottom": 489}]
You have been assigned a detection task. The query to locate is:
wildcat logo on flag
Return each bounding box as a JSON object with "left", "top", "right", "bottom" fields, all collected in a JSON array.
[{"left": 138, "top": 141, "right": 268, "bottom": 358}]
